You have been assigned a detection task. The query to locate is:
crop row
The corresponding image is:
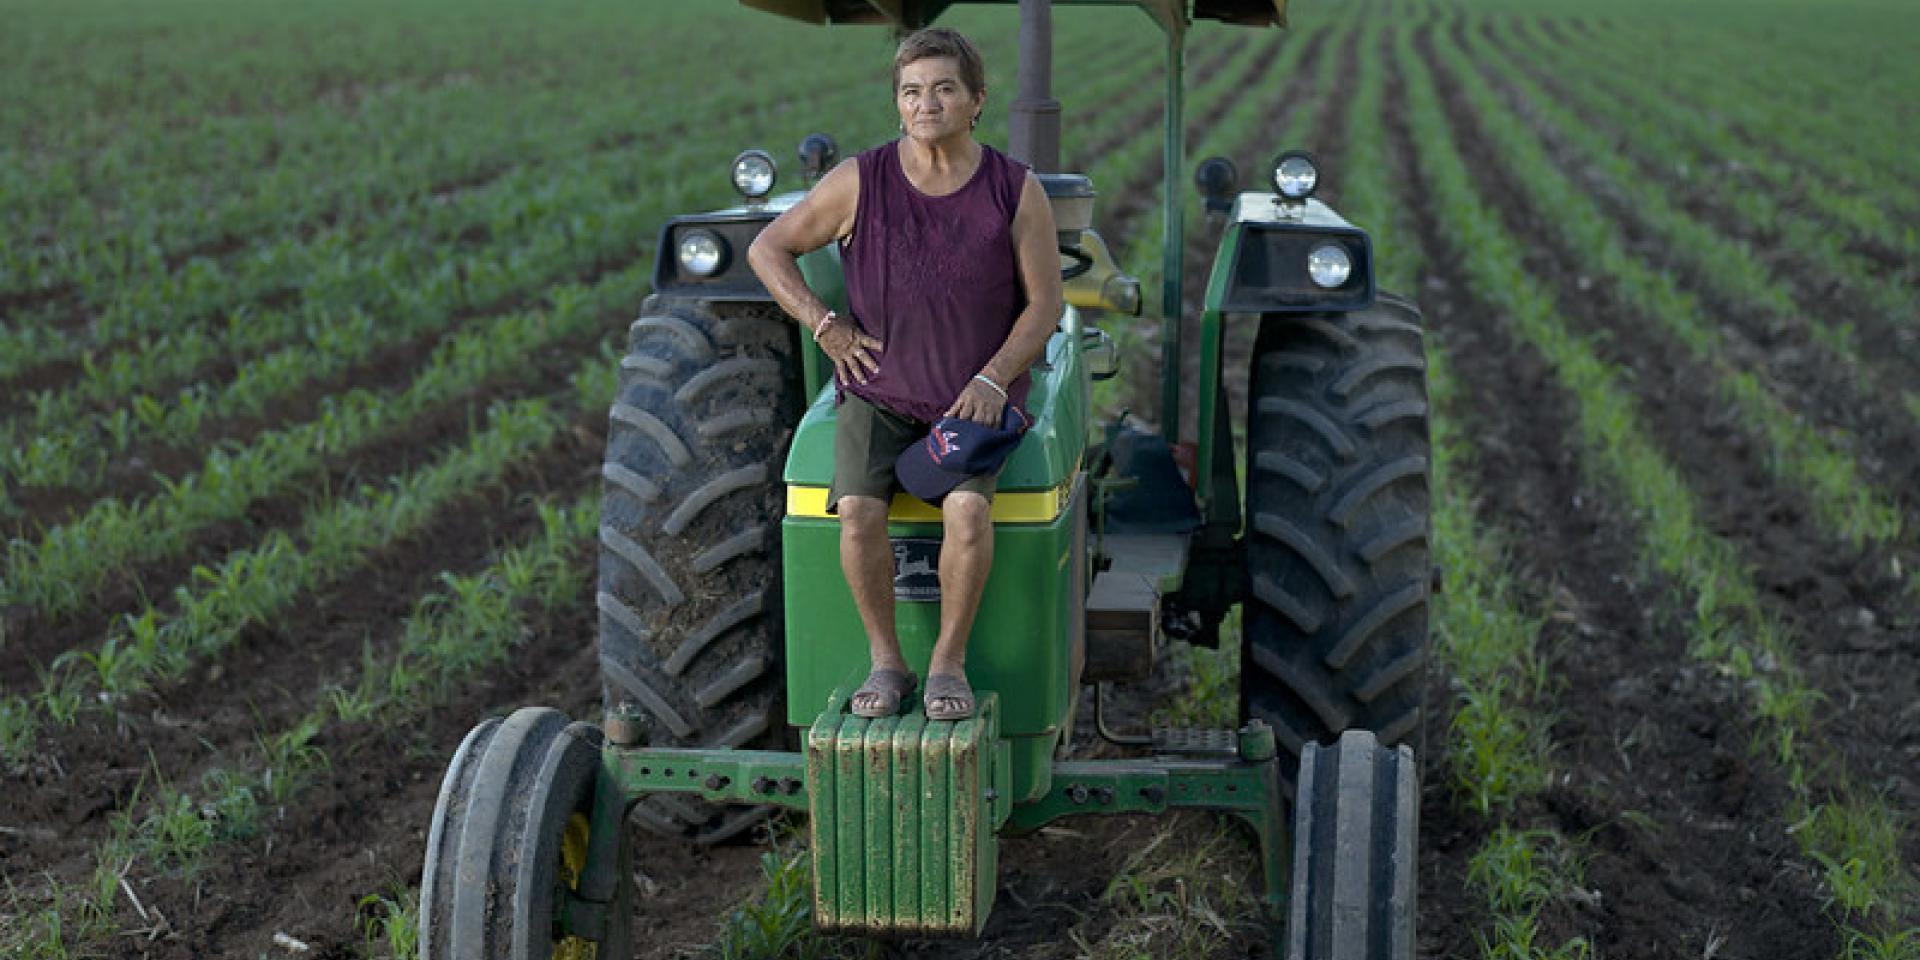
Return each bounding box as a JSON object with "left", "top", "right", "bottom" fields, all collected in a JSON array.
[
  {"left": 1488, "top": 17, "right": 1920, "bottom": 382},
  {"left": 0, "top": 18, "right": 1151, "bottom": 432},
  {"left": 1400, "top": 21, "right": 1917, "bottom": 947},
  {"left": 1458, "top": 22, "right": 1920, "bottom": 534},
  {"left": 0, "top": 489, "right": 600, "bottom": 958},
  {"left": 1333, "top": 18, "right": 1585, "bottom": 952},
  {"left": 1, "top": 77, "right": 647, "bottom": 303},
  {"left": 0, "top": 47, "right": 1168, "bottom": 608},
  {"left": 0, "top": 13, "right": 1072, "bottom": 381},
  {"left": 2, "top": 7, "right": 1160, "bottom": 307},
  {"left": 1542, "top": 14, "right": 1920, "bottom": 242},
  {"left": 0, "top": 46, "right": 977, "bottom": 509},
  {"left": 0, "top": 341, "right": 617, "bottom": 761},
  {"left": 0, "top": 0, "right": 716, "bottom": 143},
  {"left": 1, "top": 138, "right": 785, "bottom": 465},
  {"left": 0, "top": 12, "right": 1055, "bottom": 313},
  {"left": 1427, "top": 23, "right": 1902, "bottom": 547},
  {"left": 2, "top": 191, "right": 640, "bottom": 506},
  {"left": 1, "top": 266, "right": 645, "bottom": 622}
]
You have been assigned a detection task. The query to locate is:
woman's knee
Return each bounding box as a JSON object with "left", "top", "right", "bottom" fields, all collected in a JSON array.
[
  {"left": 942, "top": 492, "right": 992, "bottom": 545},
  {"left": 837, "top": 495, "right": 889, "bottom": 534}
]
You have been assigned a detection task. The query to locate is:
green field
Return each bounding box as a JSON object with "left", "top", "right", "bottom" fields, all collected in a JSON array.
[{"left": 2, "top": 0, "right": 1917, "bottom": 957}]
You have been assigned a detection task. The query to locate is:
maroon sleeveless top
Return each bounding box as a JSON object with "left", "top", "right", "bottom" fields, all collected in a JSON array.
[{"left": 840, "top": 139, "right": 1031, "bottom": 424}]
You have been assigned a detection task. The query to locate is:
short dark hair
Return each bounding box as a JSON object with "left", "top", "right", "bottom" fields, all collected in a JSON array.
[{"left": 893, "top": 27, "right": 986, "bottom": 96}]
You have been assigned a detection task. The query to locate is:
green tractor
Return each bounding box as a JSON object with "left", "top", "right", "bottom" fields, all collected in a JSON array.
[{"left": 419, "top": 1, "right": 1430, "bottom": 956}]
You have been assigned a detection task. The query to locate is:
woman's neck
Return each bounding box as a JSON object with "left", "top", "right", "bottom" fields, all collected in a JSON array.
[
  {"left": 901, "top": 134, "right": 980, "bottom": 176},
  {"left": 898, "top": 135, "right": 982, "bottom": 198}
]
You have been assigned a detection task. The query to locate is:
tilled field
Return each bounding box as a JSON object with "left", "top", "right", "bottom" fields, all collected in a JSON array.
[{"left": 2, "top": 0, "right": 1917, "bottom": 957}]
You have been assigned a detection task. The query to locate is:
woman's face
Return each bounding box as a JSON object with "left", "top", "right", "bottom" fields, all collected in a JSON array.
[{"left": 896, "top": 56, "right": 983, "bottom": 144}]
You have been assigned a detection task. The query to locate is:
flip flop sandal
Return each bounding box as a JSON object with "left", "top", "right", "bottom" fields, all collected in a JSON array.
[
  {"left": 922, "top": 673, "right": 976, "bottom": 721},
  {"left": 850, "top": 668, "right": 918, "bottom": 718}
]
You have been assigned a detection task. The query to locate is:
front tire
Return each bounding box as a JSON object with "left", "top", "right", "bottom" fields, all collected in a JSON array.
[
  {"left": 1240, "top": 295, "right": 1432, "bottom": 795},
  {"left": 420, "top": 708, "right": 633, "bottom": 960},
  {"left": 1285, "top": 729, "right": 1419, "bottom": 959},
  {"left": 595, "top": 295, "right": 801, "bottom": 843}
]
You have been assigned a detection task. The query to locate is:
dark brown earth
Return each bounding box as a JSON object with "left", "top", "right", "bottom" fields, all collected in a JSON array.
[
  {"left": 1385, "top": 14, "right": 1915, "bottom": 958},
  {"left": 1384, "top": 36, "right": 1836, "bottom": 953},
  {"left": 5, "top": 8, "right": 1917, "bottom": 960},
  {"left": 1414, "top": 15, "right": 1920, "bottom": 822},
  {"left": 0, "top": 279, "right": 633, "bottom": 687}
]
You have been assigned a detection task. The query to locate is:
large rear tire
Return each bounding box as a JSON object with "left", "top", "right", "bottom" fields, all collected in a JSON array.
[
  {"left": 420, "top": 708, "right": 633, "bottom": 960},
  {"left": 1240, "top": 295, "right": 1431, "bottom": 795},
  {"left": 596, "top": 295, "right": 801, "bottom": 844}
]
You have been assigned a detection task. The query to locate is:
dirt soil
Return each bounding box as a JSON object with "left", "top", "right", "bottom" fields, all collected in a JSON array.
[
  {"left": 1389, "top": 15, "right": 1917, "bottom": 959},
  {"left": 5, "top": 10, "right": 1917, "bottom": 960}
]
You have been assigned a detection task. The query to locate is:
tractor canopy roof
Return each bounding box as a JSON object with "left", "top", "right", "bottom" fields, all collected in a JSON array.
[{"left": 740, "top": 0, "right": 1287, "bottom": 36}]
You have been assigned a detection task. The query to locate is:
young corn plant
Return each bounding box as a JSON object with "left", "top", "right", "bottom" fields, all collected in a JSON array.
[
  {"left": 257, "top": 714, "right": 330, "bottom": 806},
  {"left": 705, "top": 845, "right": 875, "bottom": 960},
  {"left": 356, "top": 886, "right": 421, "bottom": 960}
]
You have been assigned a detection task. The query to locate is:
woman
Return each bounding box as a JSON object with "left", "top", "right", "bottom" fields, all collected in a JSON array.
[{"left": 747, "top": 26, "right": 1062, "bottom": 721}]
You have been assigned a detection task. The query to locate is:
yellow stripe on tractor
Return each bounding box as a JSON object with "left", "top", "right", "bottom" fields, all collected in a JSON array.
[{"left": 785, "top": 477, "right": 1075, "bottom": 524}]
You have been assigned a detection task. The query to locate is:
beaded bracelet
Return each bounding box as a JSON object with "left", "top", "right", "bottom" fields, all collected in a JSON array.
[
  {"left": 812, "top": 310, "right": 837, "bottom": 343},
  {"left": 971, "top": 373, "right": 1007, "bottom": 400}
]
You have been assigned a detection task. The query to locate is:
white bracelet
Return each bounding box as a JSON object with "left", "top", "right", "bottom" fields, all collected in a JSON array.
[
  {"left": 812, "top": 310, "right": 836, "bottom": 343},
  {"left": 971, "top": 373, "right": 1007, "bottom": 400}
]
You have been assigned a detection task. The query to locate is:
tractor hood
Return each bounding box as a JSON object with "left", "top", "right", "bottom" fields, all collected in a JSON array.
[{"left": 739, "top": 0, "right": 1287, "bottom": 34}]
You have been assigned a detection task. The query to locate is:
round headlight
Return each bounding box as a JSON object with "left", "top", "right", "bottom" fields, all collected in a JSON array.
[
  {"left": 1307, "top": 243, "right": 1352, "bottom": 289},
  {"left": 1272, "top": 150, "right": 1319, "bottom": 200},
  {"left": 678, "top": 229, "right": 726, "bottom": 277},
  {"left": 732, "top": 149, "right": 776, "bottom": 198}
]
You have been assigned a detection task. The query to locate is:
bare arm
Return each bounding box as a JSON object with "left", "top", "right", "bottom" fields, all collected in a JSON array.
[
  {"left": 746, "top": 160, "right": 883, "bottom": 384},
  {"left": 947, "top": 171, "right": 1064, "bottom": 424}
]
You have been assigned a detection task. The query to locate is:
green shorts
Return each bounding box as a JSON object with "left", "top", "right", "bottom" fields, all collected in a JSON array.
[{"left": 829, "top": 394, "right": 998, "bottom": 512}]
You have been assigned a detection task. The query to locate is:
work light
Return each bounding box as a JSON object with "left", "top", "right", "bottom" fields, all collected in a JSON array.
[
  {"left": 677, "top": 229, "right": 727, "bottom": 277},
  {"left": 1307, "top": 242, "right": 1351, "bottom": 289},
  {"left": 1271, "top": 150, "right": 1319, "bottom": 200},
  {"left": 732, "top": 149, "right": 776, "bottom": 199},
  {"left": 1194, "top": 156, "right": 1239, "bottom": 213}
]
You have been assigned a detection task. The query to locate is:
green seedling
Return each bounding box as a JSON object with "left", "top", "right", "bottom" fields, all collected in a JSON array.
[
  {"left": 0, "top": 694, "right": 39, "bottom": 762},
  {"left": 258, "top": 715, "right": 329, "bottom": 806},
  {"left": 707, "top": 847, "right": 873, "bottom": 960},
  {"left": 356, "top": 886, "right": 422, "bottom": 960},
  {"left": 1840, "top": 926, "right": 1920, "bottom": 960},
  {"left": 139, "top": 785, "right": 216, "bottom": 873}
]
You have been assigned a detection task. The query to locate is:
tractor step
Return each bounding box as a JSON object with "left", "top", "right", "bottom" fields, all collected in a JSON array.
[{"left": 1151, "top": 726, "right": 1239, "bottom": 757}]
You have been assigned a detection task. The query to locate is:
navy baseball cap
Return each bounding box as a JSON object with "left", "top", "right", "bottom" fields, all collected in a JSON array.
[{"left": 895, "top": 405, "right": 1031, "bottom": 503}]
